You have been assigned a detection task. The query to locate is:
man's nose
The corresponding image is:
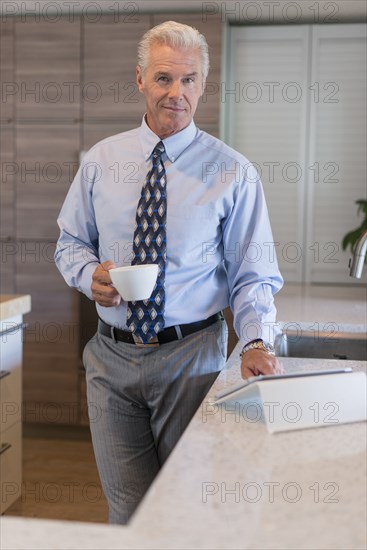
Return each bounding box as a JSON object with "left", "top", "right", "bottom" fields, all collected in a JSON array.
[{"left": 168, "top": 80, "right": 183, "bottom": 99}]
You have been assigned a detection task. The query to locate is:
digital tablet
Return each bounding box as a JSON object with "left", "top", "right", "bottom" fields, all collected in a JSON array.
[{"left": 213, "top": 367, "right": 353, "bottom": 404}]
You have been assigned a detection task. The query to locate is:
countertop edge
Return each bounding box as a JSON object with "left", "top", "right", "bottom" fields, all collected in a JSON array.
[{"left": 0, "top": 295, "right": 32, "bottom": 321}]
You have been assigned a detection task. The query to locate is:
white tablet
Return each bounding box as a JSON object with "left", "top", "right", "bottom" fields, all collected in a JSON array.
[
  {"left": 214, "top": 367, "right": 353, "bottom": 404},
  {"left": 212, "top": 368, "right": 366, "bottom": 432}
]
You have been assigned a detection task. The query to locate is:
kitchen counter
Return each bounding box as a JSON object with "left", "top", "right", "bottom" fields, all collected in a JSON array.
[
  {"left": 275, "top": 283, "right": 366, "bottom": 333},
  {"left": 1, "top": 295, "right": 31, "bottom": 514},
  {"left": 0, "top": 295, "right": 31, "bottom": 323},
  {"left": 2, "top": 352, "right": 366, "bottom": 549},
  {"left": 1, "top": 284, "right": 366, "bottom": 549}
]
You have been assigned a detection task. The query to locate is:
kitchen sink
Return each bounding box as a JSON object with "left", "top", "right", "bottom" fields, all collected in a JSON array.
[{"left": 275, "top": 332, "right": 367, "bottom": 361}]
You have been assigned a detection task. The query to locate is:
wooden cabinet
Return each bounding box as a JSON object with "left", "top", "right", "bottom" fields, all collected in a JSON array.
[
  {"left": 0, "top": 295, "right": 31, "bottom": 513},
  {"left": 1, "top": 316, "right": 23, "bottom": 431},
  {"left": 0, "top": 422, "right": 22, "bottom": 513}
]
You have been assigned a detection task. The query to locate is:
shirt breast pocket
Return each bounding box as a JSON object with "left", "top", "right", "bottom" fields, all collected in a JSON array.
[{"left": 167, "top": 203, "right": 221, "bottom": 262}]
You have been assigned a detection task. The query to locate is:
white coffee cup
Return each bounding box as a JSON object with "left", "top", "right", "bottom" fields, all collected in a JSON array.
[{"left": 109, "top": 264, "right": 159, "bottom": 301}]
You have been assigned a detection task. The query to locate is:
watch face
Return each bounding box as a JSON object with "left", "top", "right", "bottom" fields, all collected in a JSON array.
[
  {"left": 264, "top": 342, "right": 275, "bottom": 352},
  {"left": 256, "top": 341, "right": 275, "bottom": 354}
]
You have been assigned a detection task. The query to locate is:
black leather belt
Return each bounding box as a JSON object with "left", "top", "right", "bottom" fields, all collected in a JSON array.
[{"left": 98, "top": 312, "right": 223, "bottom": 346}]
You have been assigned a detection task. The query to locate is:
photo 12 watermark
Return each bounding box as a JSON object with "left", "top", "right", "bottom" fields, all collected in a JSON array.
[
  {"left": 201, "top": 240, "right": 342, "bottom": 266},
  {"left": 201, "top": 80, "right": 339, "bottom": 104},
  {"left": 201, "top": 480, "right": 340, "bottom": 503},
  {"left": 1, "top": 80, "right": 141, "bottom": 105},
  {"left": 201, "top": 2, "right": 340, "bottom": 24},
  {"left": 201, "top": 398, "right": 341, "bottom": 425},
  {"left": 1, "top": 2, "right": 140, "bottom": 23}
]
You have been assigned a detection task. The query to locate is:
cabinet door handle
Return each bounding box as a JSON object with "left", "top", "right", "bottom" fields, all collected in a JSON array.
[
  {"left": 0, "top": 370, "right": 10, "bottom": 380},
  {"left": 0, "top": 442, "right": 12, "bottom": 455}
]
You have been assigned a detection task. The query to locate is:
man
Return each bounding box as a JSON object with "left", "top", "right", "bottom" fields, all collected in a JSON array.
[{"left": 55, "top": 21, "right": 283, "bottom": 524}]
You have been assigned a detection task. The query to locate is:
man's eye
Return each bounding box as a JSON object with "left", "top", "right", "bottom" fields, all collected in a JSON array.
[
  {"left": 157, "top": 76, "right": 169, "bottom": 82},
  {"left": 184, "top": 78, "right": 194, "bottom": 84}
]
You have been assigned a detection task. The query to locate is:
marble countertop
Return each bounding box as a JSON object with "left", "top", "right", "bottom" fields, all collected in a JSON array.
[
  {"left": 0, "top": 295, "right": 31, "bottom": 322},
  {"left": 1, "top": 284, "right": 366, "bottom": 549},
  {"left": 2, "top": 352, "right": 366, "bottom": 549},
  {"left": 275, "top": 283, "right": 366, "bottom": 333}
]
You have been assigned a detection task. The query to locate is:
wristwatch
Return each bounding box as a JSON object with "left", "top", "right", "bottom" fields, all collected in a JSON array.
[{"left": 240, "top": 339, "right": 275, "bottom": 358}]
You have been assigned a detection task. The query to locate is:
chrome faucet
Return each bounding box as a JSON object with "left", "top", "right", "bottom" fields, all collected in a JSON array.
[{"left": 349, "top": 229, "right": 367, "bottom": 278}]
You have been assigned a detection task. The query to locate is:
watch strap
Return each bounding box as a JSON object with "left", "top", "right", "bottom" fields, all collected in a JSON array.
[{"left": 240, "top": 339, "right": 275, "bottom": 357}]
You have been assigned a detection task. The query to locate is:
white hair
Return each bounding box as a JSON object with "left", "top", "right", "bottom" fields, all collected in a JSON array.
[{"left": 137, "top": 21, "right": 210, "bottom": 83}]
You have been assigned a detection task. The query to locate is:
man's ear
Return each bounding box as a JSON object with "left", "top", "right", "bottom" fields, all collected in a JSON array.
[{"left": 136, "top": 65, "right": 144, "bottom": 93}]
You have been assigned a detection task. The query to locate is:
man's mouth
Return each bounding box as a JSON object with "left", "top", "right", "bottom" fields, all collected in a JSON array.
[{"left": 162, "top": 106, "right": 186, "bottom": 112}]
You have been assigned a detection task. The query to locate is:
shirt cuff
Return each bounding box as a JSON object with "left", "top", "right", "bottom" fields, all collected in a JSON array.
[
  {"left": 238, "top": 321, "right": 282, "bottom": 348},
  {"left": 78, "top": 261, "right": 99, "bottom": 300}
]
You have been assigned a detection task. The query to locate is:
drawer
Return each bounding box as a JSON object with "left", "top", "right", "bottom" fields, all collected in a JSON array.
[
  {"left": 1, "top": 319, "right": 23, "bottom": 432},
  {"left": 0, "top": 422, "right": 22, "bottom": 514},
  {"left": 1, "top": 363, "right": 22, "bottom": 433},
  {"left": 0, "top": 317, "right": 22, "bottom": 373}
]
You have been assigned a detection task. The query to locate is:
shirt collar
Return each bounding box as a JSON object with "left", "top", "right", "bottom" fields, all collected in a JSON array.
[{"left": 140, "top": 115, "right": 197, "bottom": 163}]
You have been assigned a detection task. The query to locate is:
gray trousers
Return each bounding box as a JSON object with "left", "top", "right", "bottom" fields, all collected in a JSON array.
[{"left": 83, "top": 318, "right": 227, "bottom": 524}]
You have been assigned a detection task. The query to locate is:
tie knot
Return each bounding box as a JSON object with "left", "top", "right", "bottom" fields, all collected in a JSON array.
[{"left": 153, "top": 141, "right": 165, "bottom": 160}]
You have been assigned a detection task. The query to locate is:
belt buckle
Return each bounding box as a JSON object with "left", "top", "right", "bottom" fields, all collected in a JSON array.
[{"left": 132, "top": 334, "right": 160, "bottom": 347}]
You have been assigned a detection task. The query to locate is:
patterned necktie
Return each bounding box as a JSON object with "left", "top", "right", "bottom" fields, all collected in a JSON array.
[{"left": 126, "top": 141, "right": 167, "bottom": 343}]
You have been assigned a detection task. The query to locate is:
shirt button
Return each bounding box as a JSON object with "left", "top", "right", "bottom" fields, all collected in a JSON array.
[{"left": 171, "top": 156, "right": 175, "bottom": 162}]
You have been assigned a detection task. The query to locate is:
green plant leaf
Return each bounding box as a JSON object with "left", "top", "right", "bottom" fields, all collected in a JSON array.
[{"left": 341, "top": 199, "right": 367, "bottom": 259}]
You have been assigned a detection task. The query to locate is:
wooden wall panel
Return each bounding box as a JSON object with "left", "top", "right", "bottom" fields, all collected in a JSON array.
[
  {"left": 15, "top": 19, "right": 80, "bottom": 121},
  {"left": 11, "top": 17, "right": 82, "bottom": 424},
  {"left": 15, "top": 124, "right": 79, "bottom": 240},
  {"left": 83, "top": 15, "right": 150, "bottom": 122},
  {"left": 16, "top": 242, "right": 80, "bottom": 424},
  {"left": 0, "top": 247, "right": 15, "bottom": 294},
  {"left": 16, "top": 242, "right": 78, "bottom": 326},
  {"left": 0, "top": 19, "right": 16, "bottom": 295},
  {"left": 0, "top": 19, "right": 15, "bottom": 123},
  {"left": 0, "top": 126, "right": 15, "bottom": 240},
  {"left": 82, "top": 122, "right": 133, "bottom": 151},
  {"left": 22, "top": 340, "right": 80, "bottom": 425}
]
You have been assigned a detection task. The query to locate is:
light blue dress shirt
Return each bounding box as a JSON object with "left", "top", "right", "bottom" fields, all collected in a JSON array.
[{"left": 55, "top": 116, "right": 283, "bottom": 345}]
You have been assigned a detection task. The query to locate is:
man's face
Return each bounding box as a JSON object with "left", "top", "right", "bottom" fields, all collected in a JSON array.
[{"left": 136, "top": 43, "right": 204, "bottom": 139}]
